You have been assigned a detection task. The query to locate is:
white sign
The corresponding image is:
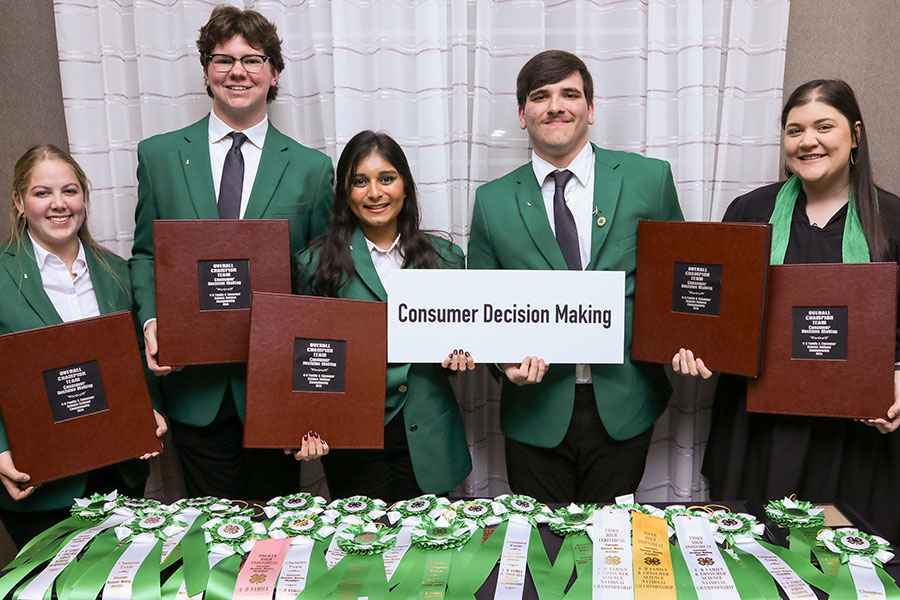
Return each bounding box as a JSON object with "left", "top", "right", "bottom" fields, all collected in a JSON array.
[{"left": 385, "top": 269, "right": 625, "bottom": 363}]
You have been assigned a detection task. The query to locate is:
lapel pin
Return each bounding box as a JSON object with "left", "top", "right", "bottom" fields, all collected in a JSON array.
[
  {"left": 592, "top": 207, "right": 599, "bottom": 216},
  {"left": 23, "top": 273, "right": 28, "bottom": 279},
  {"left": 597, "top": 216, "right": 607, "bottom": 227},
  {"left": 185, "top": 159, "right": 190, "bottom": 165},
  {"left": 526, "top": 202, "right": 532, "bottom": 207},
  {"left": 349, "top": 245, "right": 353, "bottom": 251}
]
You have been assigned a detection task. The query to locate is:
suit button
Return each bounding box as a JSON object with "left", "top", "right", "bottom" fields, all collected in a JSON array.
[
  {"left": 409, "top": 424, "right": 418, "bottom": 431},
  {"left": 398, "top": 385, "right": 408, "bottom": 393}
]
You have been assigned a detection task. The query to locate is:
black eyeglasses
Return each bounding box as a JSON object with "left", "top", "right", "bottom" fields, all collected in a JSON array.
[{"left": 207, "top": 54, "right": 270, "bottom": 73}]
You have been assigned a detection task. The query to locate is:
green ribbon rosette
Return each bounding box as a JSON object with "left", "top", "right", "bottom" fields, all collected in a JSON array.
[
  {"left": 487, "top": 494, "right": 554, "bottom": 598},
  {"left": 266, "top": 510, "right": 336, "bottom": 598},
  {"left": 61, "top": 510, "right": 187, "bottom": 600},
  {"left": 386, "top": 494, "right": 451, "bottom": 525},
  {"left": 541, "top": 503, "right": 596, "bottom": 599},
  {"left": 386, "top": 515, "right": 473, "bottom": 599},
  {"left": 263, "top": 492, "right": 327, "bottom": 521},
  {"left": 298, "top": 522, "right": 397, "bottom": 600},
  {"left": 196, "top": 515, "right": 268, "bottom": 600},
  {"left": 816, "top": 528, "right": 900, "bottom": 599},
  {"left": 711, "top": 509, "right": 831, "bottom": 599},
  {"left": 444, "top": 498, "right": 506, "bottom": 596},
  {"left": 764, "top": 496, "right": 836, "bottom": 576},
  {"left": 327, "top": 495, "right": 388, "bottom": 521},
  {"left": 169, "top": 496, "right": 252, "bottom": 596},
  {"left": 0, "top": 491, "right": 128, "bottom": 600}
]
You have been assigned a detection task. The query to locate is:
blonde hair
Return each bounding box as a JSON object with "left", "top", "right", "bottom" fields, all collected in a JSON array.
[{"left": 9, "top": 145, "right": 124, "bottom": 287}]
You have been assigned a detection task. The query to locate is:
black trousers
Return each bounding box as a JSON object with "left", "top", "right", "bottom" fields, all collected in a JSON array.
[
  {"left": 505, "top": 384, "right": 653, "bottom": 504},
  {"left": 322, "top": 412, "right": 423, "bottom": 504},
  {"left": 0, "top": 465, "right": 141, "bottom": 550},
  {"left": 168, "top": 386, "right": 301, "bottom": 501}
]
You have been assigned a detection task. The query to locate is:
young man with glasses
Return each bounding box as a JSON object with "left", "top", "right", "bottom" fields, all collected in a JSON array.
[
  {"left": 467, "top": 50, "right": 683, "bottom": 504},
  {"left": 129, "top": 5, "right": 334, "bottom": 499}
]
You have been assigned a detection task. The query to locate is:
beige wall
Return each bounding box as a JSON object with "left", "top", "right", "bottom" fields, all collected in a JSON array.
[
  {"left": 0, "top": 0, "right": 68, "bottom": 242},
  {"left": 784, "top": 0, "right": 900, "bottom": 195}
]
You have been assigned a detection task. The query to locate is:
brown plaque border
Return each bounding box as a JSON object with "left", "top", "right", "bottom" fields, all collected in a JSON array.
[
  {"left": 244, "top": 292, "right": 386, "bottom": 449},
  {"left": 632, "top": 220, "right": 772, "bottom": 376},
  {"left": 0, "top": 312, "right": 161, "bottom": 485},
  {"left": 154, "top": 219, "right": 291, "bottom": 365},
  {"left": 747, "top": 262, "right": 897, "bottom": 419}
]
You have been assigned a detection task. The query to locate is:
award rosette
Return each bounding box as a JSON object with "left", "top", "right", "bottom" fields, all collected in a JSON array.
[
  {"left": 169, "top": 496, "right": 252, "bottom": 597},
  {"left": 444, "top": 498, "right": 506, "bottom": 596},
  {"left": 382, "top": 495, "right": 451, "bottom": 582},
  {"left": 267, "top": 510, "right": 335, "bottom": 599},
  {"left": 661, "top": 506, "right": 717, "bottom": 598},
  {"left": 765, "top": 496, "right": 834, "bottom": 575},
  {"left": 543, "top": 504, "right": 596, "bottom": 598},
  {"left": 0, "top": 491, "right": 132, "bottom": 600},
  {"left": 297, "top": 523, "right": 396, "bottom": 600},
  {"left": 322, "top": 495, "right": 386, "bottom": 570},
  {"left": 194, "top": 515, "right": 268, "bottom": 600},
  {"left": 708, "top": 510, "right": 821, "bottom": 599},
  {"left": 263, "top": 492, "right": 328, "bottom": 520},
  {"left": 62, "top": 510, "right": 188, "bottom": 600},
  {"left": 816, "top": 528, "right": 900, "bottom": 599},
  {"left": 489, "top": 494, "right": 553, "bottom": 599},
  {"left": 386, "top": 515, "right": 474, "bottom": 600},
  {"left": 670, "top": 511, "right": 743, "bottom": 599}
]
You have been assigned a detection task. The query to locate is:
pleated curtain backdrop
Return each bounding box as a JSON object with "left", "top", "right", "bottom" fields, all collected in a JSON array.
[{"left": 53, "top": 0, "right": 790, "bottom": 501}]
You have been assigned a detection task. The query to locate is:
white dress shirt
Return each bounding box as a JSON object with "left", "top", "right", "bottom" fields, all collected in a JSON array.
[
  {"left": 209, "top": 109, "right": 268, "bottom": 219},
  {"left": 531, "top": 141, "right": 595, "bottom": 384},
  {"left": 29, "top": 233, "right": 100, "bottom": 322},
  {"left": 365, "top": 234, "right": 404, "bottom": 285}
]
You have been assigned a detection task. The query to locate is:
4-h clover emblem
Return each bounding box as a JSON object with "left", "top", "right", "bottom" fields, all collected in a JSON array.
[
  {"left": 697, "top": 557, "right": 715, "bottom": 566},
  {"left": 283, "top": 497, "right": 309, "bottom": 509},
  {"left": 344, "top": 501, "right": 366, "bottom": 512},
  {"left": 513, "top": 499, "right": 535, "bottom": 511},
  {"left": 223, "top": 524, "right": 241, "bottom": 534},
  {"left": 138, "top": 515, "right": 164, "bottom": 529},
  {"left": 718, "top": 518, "right": 742, "bottom": 530},
  {"left": 843, "top": 536, "right": 870, "bottom": 549},
  {"left": 462, "top": 503, "right": 487, "bottom": 517},
  {"left": 249, "top": 574, "right": 266, "bottom": 584},
  {"left": 356, "top": 532, "right": 378, "bottom": 543},
  {"left": 644, "top": 557, "right": 661, "bottom": 566},
  {"left": 407, "top": 500, "right": 429, "bottom": 512},
  {"left": 605, "top": 556, "right": 622, "bottom": 565}
]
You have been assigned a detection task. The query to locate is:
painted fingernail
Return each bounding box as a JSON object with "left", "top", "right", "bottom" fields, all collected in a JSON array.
[
  {"left": 453, "top": 349, "right": 459, "bottom": 355},
  {"left": 313, "top": 432, "right": 319, "bottom": 438},
  {"left": 465, "top": 351, "right": 470, "bottom": 357},
  {"left": 303, "top": 433, "right": 309, "bottom": 441}
]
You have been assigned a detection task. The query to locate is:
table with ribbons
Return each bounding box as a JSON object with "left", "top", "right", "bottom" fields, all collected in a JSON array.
[{"left": 0, "top": 490, "right": 896, "bottom": 599}]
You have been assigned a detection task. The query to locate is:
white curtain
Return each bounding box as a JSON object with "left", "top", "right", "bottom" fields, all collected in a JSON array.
[{"left": 53, "top": 0, "right": 790, "bottom": 501}]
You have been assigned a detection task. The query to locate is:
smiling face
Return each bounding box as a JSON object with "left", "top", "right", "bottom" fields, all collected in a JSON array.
[
  {"left": 784, "top": 100, "right": 860, "bottom": 190},
  {"left": 14, "top": 159, "right": 85, "bottom": 261},
  {"left": 347, "top": 151, "right": 406, "bottom": 245},
  {"left": 519, "top": 71, "right": 594, "bottom": 168},
  {"left": 205, "top": 35, "right": 279, "bottom": 130}
]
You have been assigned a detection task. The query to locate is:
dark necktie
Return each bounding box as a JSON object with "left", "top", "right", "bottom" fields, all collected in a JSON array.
[
  {"left": 218, "top": 132, "right": 248, "bottom": 219},
  {"left": 552, "top": 169, "right": 581, "bottom": 270}
]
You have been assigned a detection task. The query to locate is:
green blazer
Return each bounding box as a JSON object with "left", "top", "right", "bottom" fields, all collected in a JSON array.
[
  {"left": 295, "top": 227, "right": 472, "bottom": 494},
  {"left": 467, "top": 144, "right": 683, "bottom": 447},
  {"left": 0, "top": 240, "right": 156, "bottom": 511},
  {"left": 129, "top": 115, "right": 334, "bottom": 427}
]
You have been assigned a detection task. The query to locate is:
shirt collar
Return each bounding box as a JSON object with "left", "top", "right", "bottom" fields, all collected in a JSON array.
[
  {"left": 364, "top": 234, "right": 403, "bottom": 256},
  {"left": 28, "top": 231, "right": 87, "bottom": 271},
  {"left": 209, "top": 110, "right": 268, "bottom": 149},
  {"left": 531, "top": 141, "right": 594, "bottom": 187}
]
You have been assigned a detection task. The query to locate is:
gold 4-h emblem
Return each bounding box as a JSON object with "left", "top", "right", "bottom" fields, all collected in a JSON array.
[
  {"left": 605, "top": 555, "right": 622, "bottom": 565},
  {"left": 249, "top": 574, "right": 266, "bottom": 584}
]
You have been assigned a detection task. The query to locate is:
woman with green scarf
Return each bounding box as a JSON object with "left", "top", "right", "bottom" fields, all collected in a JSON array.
[{"left": 680, "top": 80, "right": 900, "bottom": 541}]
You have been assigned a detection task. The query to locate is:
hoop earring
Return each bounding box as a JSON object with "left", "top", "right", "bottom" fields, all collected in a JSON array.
[{"left": 850, "top": 149, "right": 857, "bottom": 165}]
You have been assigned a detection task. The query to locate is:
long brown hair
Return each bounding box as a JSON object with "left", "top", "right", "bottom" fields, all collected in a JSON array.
[{"left": 781, "top": 80, "right": 886, "bottom": 261}]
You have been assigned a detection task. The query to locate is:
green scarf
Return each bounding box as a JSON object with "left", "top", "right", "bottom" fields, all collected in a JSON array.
[{"left": 769, "top": 175, "right": 871, "bottom": 265}]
